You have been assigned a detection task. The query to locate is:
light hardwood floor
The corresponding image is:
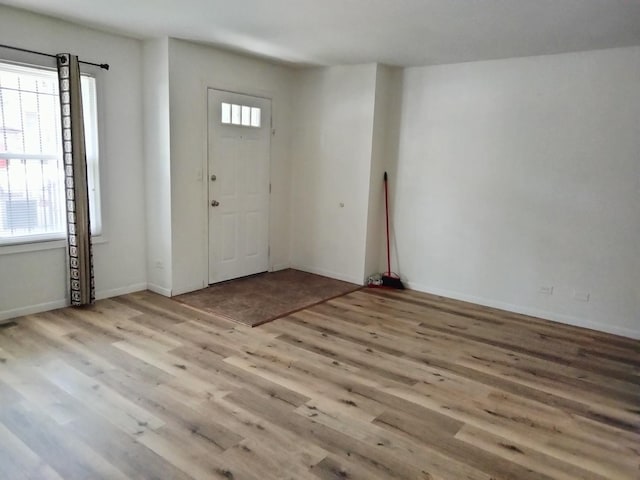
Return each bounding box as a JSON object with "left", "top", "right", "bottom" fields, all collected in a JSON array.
[{"left": 0, "top": 288, "right": 637, "bottom": 479}]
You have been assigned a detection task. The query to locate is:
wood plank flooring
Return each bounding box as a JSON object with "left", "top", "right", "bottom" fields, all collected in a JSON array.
[{"left": 0, "top": 288, "right": 638, "bottom": 480}]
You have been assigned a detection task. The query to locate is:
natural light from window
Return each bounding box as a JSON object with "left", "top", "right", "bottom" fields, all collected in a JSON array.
[
  {"left": 0, "top": 61, "right": 100, "bottom": 246},
  {"left": 221, "top": 102, "right": 261, "bottom": 128}
]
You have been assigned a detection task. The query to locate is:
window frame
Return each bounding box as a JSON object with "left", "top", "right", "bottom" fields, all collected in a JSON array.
[{"left": 0, "top": 56, "right": 104, "bottom": 250}]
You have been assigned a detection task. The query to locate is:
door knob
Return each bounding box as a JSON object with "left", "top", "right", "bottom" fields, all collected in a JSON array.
[{"left": 211, "top": 200, "right": 220, "bottom": 207}]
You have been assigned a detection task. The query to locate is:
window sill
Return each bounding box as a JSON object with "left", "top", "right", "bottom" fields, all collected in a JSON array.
[{"left": 0, "top": 235, "right": 107, "bottom": 256}]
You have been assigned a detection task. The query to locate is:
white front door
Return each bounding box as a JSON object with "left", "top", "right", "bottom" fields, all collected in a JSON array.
[{"left": 207, "top": 89, "right": 271, "bottom": 284}]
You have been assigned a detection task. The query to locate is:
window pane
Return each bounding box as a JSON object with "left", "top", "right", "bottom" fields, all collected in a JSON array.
[
  {"left": 231, "top": 104, "right": 241, "bottom": 125},
  {"left": 0, "top": 63, "right": 65, "bottom": 241},
  {"left": 221, "top": 102, "right": 231, "bottom": 124},
  {"left": 250, "top": 107, "right": 261, "bottom": 127},
  {"left": 0, "top": 157, "right": 65, "bottom": 239},
  {"left": 0, "top": 62, "right": 101, "bottom": 244},
  {"left": 241, "top": 105, "right": 251, "bottom": 126},
  {"left": 81, "top": 75, "right": 101, "bottom": 236}
]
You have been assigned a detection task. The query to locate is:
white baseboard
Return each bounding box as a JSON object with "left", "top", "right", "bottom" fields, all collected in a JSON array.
[
  {"left": 0, "top": 299, "right": 68, "bottom": 323},
  {"left": 293, "top": 264, "right": 362, "bottom": 286},
  {"left": 407, "top": 281, "right": 640, "bottom": 340},
  {"left": 171, "top": 282, "right": 206, "bottom": 297},
  {"left": 147, "top": 283, "right": 172, "bottom": 297},
  {"left": 0, "top": 282, "right": 147, "bottom": 323},
  {"left": 271, "top": 262, "right": 291, "bottom": 272},
  {"left": 95, "top": 282, "right": 147, "bottom": 300}
]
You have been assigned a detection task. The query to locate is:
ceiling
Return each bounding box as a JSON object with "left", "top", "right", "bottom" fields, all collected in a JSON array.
[{"left": 2, "top": 0, "right": 640, "bottom": 67}]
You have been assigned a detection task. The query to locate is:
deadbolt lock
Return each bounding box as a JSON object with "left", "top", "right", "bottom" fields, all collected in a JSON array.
[{"left": 210, "top": 174, "right": 217, "bottom": 181}]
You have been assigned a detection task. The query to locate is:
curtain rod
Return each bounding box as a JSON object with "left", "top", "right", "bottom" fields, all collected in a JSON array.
[{"left": 0, "top": 43, "right": 109, "bottom": 70}]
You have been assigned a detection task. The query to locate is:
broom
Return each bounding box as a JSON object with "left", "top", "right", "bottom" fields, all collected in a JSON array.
[{"left": 381, "top": 172, "right": 405, "bottom": 289}]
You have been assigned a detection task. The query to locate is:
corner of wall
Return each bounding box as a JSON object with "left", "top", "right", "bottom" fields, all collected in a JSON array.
[
  {"left": 363, "top": 64, "right": 403, "bottom": 281},
  {"left": 289, "top": 63, "right": 379, "bottom": 284},
  {"left": 142, "top": 37, "right": 173, "bottom": 294}
]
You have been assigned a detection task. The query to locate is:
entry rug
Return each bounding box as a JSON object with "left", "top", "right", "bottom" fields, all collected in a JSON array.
[{"left": 174, "top": 269, "right": 360, "bottom": 327}]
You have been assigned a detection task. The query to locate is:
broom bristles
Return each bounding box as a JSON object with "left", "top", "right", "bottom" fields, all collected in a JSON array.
[{"left": 381, "top": 273, "right": 405, "bottom": 289}]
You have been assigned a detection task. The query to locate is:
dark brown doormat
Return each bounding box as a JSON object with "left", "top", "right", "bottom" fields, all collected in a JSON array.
[{"left": 173, "top": 269, "right": 361, "bottom": 327}]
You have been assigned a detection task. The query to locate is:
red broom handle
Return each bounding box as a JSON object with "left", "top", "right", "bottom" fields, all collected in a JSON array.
[{"left": 384, "top": 172, "right": 391, "bottom": 275}]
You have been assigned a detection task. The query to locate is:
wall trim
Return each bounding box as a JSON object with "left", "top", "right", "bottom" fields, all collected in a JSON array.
[
  {"left": 293, "top": 264, "right": 362, "bottom": 286},
  {"left": 147, "top": 283, "right": 172, "bottom": 297},
  {"left": 95, "top": 282, "right": 148, "bottom": 301},
  {"left": 0, "top": 299, "right": 68, "bottom": 323},
  {"left": 407, "top": 281, "right": 639, "bottom": 340},
  {"left": 271, "top": 263, "right": 291, "bottom": 272},
  {"left": 171, "top": 282, "right": 206, "bottom": 297},
  {"left": 0, "top": 282, "right": 149, "bottom": 323}
]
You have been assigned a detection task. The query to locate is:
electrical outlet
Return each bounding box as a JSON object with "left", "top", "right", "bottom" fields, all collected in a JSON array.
[
  {"left": 573, "top": 291, "right": 590, "bottom": 302},
  {"left": 539, "top": 286, "right": 554, "bottom": 295}
]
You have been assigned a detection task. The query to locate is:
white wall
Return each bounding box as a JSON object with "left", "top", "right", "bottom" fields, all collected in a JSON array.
[
  {"left": 290, "top": 65, "right": 378, "bottom": 284},
  {"left": 143, "top": 38, "right": 172, "bottom": 296},
  {"left": 0, "top": 6, "right": 147, "bottom": 320},
  {"left": 395, "top": 46, "right": 640, "bottom": 338},
  {"left": 363, "top": 65, "right": 404, "bottom": 279},
  {"left": 167, "top": 39, "right": 295, "bottom": 295}
]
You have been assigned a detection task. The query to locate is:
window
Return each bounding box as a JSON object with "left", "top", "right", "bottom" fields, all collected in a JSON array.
[
  {"left": 0, "top": 61, "right": 100, "bottom": 245},
  {"left": 221, "top": 102, "right": 261, "bottom": 128}
]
